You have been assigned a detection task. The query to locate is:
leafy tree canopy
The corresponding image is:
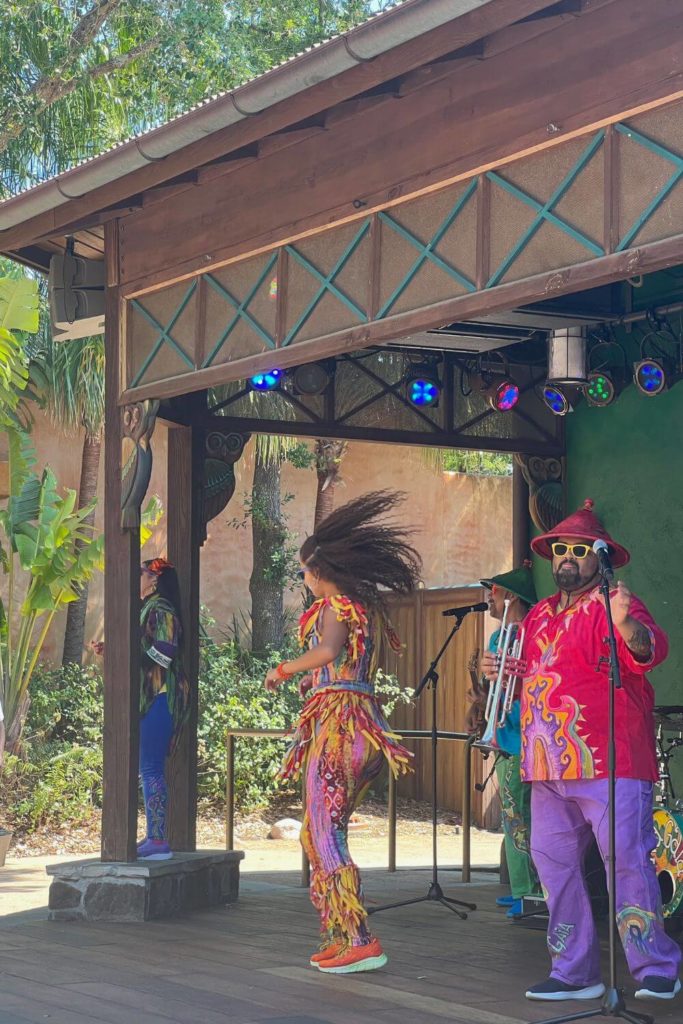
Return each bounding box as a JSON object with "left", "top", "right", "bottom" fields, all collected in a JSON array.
[{"left": 1, "top": 0, "right": 393, "bottom": 195}]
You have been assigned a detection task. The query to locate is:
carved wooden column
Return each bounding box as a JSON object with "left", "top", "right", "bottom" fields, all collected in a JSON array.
[
  {"left": 166, "top": 394, "right": 204, "bottom": 850},
  {"left": 102, "top": 218, "right": 160, "bottom": 863},
  {"left": 514, "top": 454, "right": 566, "bottom": 535},
  {"left": 166, "top": 407, "right": 249, "bottom": 850}
]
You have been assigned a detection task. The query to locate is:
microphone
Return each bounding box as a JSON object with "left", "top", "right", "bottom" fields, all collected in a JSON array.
[
  {"left": 592, "top": 539, "right": 614, "bottom": 581},
  {"left": 442, "top": 601, "right": 489, "bottom": 618}
]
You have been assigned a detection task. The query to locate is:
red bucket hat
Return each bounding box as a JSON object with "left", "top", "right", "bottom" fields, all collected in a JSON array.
[{"left": 530, "top": 498, "right": 630, "bottom": 568}]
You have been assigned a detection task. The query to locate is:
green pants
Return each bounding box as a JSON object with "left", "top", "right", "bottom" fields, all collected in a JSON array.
[{"left": 495, "top": 753, "right": 538, "bottom": 899}]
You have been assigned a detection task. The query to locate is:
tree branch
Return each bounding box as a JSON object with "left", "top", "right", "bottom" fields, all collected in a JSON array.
[
  {"left": 0, "top": 36, "right": 162, "bottom": 155},
  {"left": 70, "top": 0, "right": 127, "bottom": 55}
]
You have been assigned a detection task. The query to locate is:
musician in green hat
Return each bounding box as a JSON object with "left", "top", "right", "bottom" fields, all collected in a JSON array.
[{"left": 475, "top": 561, "right": 539, "bottom": 917}]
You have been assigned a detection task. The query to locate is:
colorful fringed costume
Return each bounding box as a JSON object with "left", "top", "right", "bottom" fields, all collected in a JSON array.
[{"left": 280, "top": 595, "right": 412, "bottom": 946}]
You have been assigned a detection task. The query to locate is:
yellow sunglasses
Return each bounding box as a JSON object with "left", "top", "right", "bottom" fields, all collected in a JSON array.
[{"left": 551, "top": 542, "right": 593, "bottom": 559}]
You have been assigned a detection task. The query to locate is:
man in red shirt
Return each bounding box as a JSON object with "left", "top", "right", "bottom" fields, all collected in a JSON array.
[{"left": 483, "top": 499, "right": 681, "bottom": 1004}]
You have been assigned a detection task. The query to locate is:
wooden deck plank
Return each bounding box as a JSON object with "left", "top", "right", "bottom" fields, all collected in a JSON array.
[{"left": 0, "top": 872, "right": 681, "bottom": 1024}]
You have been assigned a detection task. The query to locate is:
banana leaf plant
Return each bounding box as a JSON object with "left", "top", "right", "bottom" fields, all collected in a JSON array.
[
  {"left": 0, "top": 275, "right": 104, "bottom": 751},
  {"left": 0, "top": 429, "right": 104, "bottom": 750},
  {"left": 0, "top": 275, "right": 38, "bottom": 426}
]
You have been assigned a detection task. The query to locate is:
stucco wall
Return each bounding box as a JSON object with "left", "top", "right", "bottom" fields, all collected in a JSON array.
[{"left": 17, "top": 416, "right": 513, "bottom": 663}]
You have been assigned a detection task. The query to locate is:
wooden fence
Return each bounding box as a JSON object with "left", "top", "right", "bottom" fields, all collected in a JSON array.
[{"left": 382, "top": 586, "right": 502, "bottom": 830}]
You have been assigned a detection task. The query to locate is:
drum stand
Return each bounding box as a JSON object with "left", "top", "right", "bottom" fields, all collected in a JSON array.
[
  {"left": 368, "top": 612, "right": 477, "bottom": 921},
  {"left": 533, "top": 565, "right": 654, "bottom": 1024}
]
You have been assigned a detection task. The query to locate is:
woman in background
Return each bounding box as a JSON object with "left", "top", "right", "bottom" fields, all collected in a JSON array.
[{"left": 94, "top": 557, "right": 189, "bottom": 860}]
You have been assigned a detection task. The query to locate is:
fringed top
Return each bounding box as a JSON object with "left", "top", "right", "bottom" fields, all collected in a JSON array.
[
  {"left": 297, "top": 595, "right": 401, "bottom": 690},
  {"left": 280, "top": 595, "right": 413, "bottom": 783}
]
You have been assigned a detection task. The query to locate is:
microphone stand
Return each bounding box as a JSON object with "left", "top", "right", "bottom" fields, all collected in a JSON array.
[
  {"left": 369, "top": 611, "right": 477, "bottom": 920},
  {"left": 534, "top": 564, "right": 654, "bottom": 1024}
]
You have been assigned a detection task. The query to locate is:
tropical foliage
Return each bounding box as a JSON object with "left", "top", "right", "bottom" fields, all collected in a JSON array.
[
  {"left": 0, "top": 429, "right": 104, "bottom": 750},
  {"left": 0, "top": 276, "right": 39, "bottom": 426},
  {"left": 0, "top": 1, "right": 395, "bottom": 194},
  {"left": 41, "top": 332, "right": 105, "bottom": 664}
]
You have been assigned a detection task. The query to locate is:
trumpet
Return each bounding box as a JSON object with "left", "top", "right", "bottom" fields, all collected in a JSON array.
[{"left": 475, "top": 599, "right": 525, "bottom": 754}]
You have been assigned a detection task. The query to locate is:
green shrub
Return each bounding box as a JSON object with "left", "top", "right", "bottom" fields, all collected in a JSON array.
[
  {"left": 0, "top": 643, "right": 414, "bottom": 830},
  {"left": 198, "top": 639, "right": 301, "bottom": 809},
  {"left": 197, "top": 640, "right": 414, "bottom": 811},
  {"left": 2, "top": 745, "right": 102, "bottom": 829},
  {"left": 26, "top": 662, "right": 103, "bottom": 745},
  {"left": 1, "top": 663, "right": 103, "bottom": 832}
]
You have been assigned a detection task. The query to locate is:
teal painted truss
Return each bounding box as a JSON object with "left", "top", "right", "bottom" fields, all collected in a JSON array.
[
  {"left": 202, "top": 252, "right": 278, "bottom": 368},
  {"left": 130, "top": 282, "right": 196, "bottom": 387},
  {"left": 376, "top": 180, "right": 477, "bottom": 318},
  {"left": 283, "top": 220, "right": 371, "bottom": 346}
]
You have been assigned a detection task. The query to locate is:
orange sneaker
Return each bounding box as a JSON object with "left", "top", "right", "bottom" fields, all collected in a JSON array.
[
  {"left": 309, "top": 940, "right": 345, "bottom": 967},
  {"left": 317, "top": 937, "right": 388, "bottom": 974}
]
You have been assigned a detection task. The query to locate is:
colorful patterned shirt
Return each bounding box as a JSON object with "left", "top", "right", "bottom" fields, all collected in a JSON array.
[
  {"left": 140, "top": 594, "right": 190, "bottom": 740},
  {"left": 519, "top": 586, "right": 667, "bottom": 782}
]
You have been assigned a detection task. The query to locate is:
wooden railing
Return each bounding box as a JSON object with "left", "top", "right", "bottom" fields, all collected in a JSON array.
[{"left": 225, "top": 727, "right": 477, "bottom": 887}]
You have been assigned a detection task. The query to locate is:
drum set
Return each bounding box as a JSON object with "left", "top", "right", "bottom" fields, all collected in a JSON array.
[{"left": 653, "top": 705, "right": 683, "bottom": 926}]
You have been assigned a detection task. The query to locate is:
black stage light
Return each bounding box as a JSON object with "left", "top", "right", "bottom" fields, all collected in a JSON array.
[{"left": 291, "top": 361, "right": 334, "bottom": 396}]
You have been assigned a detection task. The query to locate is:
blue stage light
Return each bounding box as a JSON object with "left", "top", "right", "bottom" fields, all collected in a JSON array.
[
  {"left": 633, "top": 359, "right": 667, "bottom": 396},
  {"left": 541, "top": 384, "right": 570, "bottom": 416},
  {"left": 249, "top": 369, "right": 283, "bottom": 392},
  {"left": 408, "top": 378, "right": 440, "bottom": 407}
]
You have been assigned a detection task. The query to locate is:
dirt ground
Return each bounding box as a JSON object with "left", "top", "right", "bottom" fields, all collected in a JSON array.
[{"left": 4, "top": 797, "right": 504, "bottom": 870}]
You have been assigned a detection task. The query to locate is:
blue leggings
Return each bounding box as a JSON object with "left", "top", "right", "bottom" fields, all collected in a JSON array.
[{"left": 139, "top": 694, "right": 174, "bottom": 841}]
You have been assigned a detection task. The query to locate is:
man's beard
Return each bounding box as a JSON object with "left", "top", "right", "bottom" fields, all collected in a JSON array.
[{"left": 553, "top": 561, "right": 583, "bottom": 591}]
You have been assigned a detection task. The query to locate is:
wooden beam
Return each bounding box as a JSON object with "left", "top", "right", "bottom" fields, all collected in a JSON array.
[
  {"left": 194, "top": 414, "right": 562, "bottom": 457},
  {"left": 119, "top": 227, "right": 683, "bottom": 406},
  {"left": 118, "top": 0, "right": 682, "bottom": 292},
  {"left": 0, "top": 0, "right": 563, "bottom": 253},
  {"left": 101, "top": 219, "right": 140, "bottom": 863},
  {"left": 165, "top": 396, "right": 204, "bottom": 851}
]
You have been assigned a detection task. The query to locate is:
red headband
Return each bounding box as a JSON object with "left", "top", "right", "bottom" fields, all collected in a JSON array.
[{"left": 145, "top": 557, "right": 173, "bottom": 576}]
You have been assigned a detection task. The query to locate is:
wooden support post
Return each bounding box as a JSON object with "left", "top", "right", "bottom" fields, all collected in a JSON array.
[
  {"left": 388, "top": 770, "right": 397, "bottom": 873},
  {"left": 102, "top": 220, "right": 140, "bottom": 863},
  {"left": 512, "top": 462, "right": 530, "bottom": 565},
  {"left": 225, "top": 733, "right": 235, "bottom": 850},
  {"left": 166, "top": 395, "right": 204, "bottom": 851},
  {"left": 462, "top": 739, "right": 472, "bottom": 884}
]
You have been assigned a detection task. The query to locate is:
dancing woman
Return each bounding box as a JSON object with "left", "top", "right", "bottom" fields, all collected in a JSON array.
[{"left": 265, "top": 491, "right": 421, "bottom": 975}]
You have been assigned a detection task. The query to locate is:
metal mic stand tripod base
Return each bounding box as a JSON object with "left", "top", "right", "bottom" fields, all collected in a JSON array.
[
  {"left": 533, "top": 566, "right": 653, "bottom": 1024},
  {"left": 369, "top": 617, "right": 477, "bottom": 921}
]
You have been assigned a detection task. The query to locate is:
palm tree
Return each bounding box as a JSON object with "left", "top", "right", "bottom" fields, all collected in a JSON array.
[
  {"left": 42, "top": 334, "right": 104, "bottom": 665},
  {"left": 313, "top": 438, "right": 348, "bottom": 529}
]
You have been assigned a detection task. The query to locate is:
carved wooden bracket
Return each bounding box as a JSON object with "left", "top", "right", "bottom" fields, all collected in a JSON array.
[
  {"left": 514, "top": 453, "right": 565, "bottom": 534},
  {"left": 121, "top": 399, "right": 160, "bottom": 530},
  {"left": 200, "top": 429, "right": 250, "bottom": 543}
]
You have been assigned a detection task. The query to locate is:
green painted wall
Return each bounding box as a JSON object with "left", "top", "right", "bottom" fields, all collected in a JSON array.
[{"left": 563, "top": 382, "right": 682, "bottom": 705}]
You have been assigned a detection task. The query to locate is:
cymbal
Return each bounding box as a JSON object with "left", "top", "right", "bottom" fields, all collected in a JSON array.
[{"left": 654, "top": 705, "right": 683, "bottom": 730}]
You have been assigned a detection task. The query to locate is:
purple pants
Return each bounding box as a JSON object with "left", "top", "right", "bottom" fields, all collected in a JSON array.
[{"left": 531, "top": 779, "right": 681, "bottom": 986}]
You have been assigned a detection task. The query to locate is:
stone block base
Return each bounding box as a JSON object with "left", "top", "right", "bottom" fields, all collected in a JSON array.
[{"left": 46, "top": 849, "right": 244, "bottom": 922}]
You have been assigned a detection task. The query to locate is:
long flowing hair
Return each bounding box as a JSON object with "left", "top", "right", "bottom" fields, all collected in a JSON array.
[
  {"left": 142, "top": 559, "right": 184, "bottom": 649},
  {"left": 299, "top": 490, "right": 421, "bottom": 612}
]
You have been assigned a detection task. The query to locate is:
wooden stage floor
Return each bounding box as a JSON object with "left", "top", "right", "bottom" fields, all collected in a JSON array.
[{"left": 0, "top": 867, "right": 681, "bottom": 1024}]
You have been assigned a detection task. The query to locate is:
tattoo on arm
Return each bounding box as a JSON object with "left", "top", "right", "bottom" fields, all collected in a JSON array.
[{"left": 626, "top": 623, "right": 652, "bottom": 660}]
